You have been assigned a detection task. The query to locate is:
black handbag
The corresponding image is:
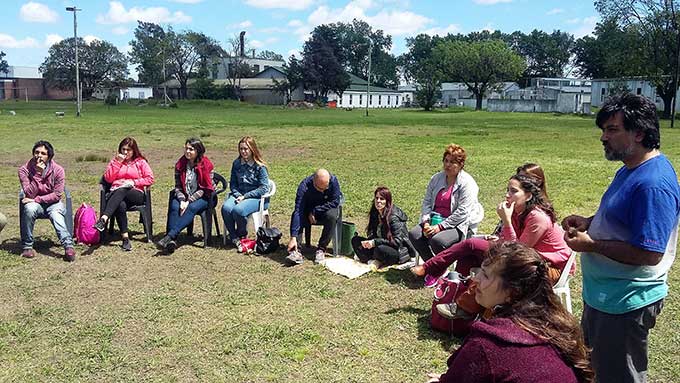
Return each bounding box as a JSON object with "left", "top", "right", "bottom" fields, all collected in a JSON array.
[{"left": 255, "top": 226, "right": 282, "bottom": 255}]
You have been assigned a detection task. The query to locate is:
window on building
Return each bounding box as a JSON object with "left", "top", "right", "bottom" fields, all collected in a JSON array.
[
  {"left": 212, "top": 63, "right": 218, "bottom": 79},
  {"left": 349, "top": 94, "right": 353, "bottom": 105},
  {"left": 388, "top": 96, "right": 391, "bottom": 105},
  {"left": 637, "top": 87, "right": 642, "bottom": 95},
  {"left": 370, "top": 94, "right": 373, "bottom": 105},
  {"left": 138, "top": 91, "right": 145, "bottom": 99},
  {"left": 601, "top": 88, "right": 606, "bottom": 102},
  {"left": 360, "top": 94, "right": 363, "bottom": 105},
  {"left": 378, "top": 95, "right": 382, "bottom": 105}
]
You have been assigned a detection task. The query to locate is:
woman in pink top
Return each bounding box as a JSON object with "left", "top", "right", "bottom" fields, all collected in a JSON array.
[
  {"left": 94, "top": 137, "right": 154, "bottom": 251},
  {"left": 413, "top": 171, "right": 571, "bottom": 318}
]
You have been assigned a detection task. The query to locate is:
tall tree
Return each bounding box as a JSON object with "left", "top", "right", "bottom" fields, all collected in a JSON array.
[
  {"left": 129, "top": 21, "right": 166, "bottom": 85},
  {"left": 594, "top": 0, "right": 680, "bottom": 118},
  {"left": 0, "top": 51, "right": 8, "bottom": 75},
  {"left": 256, "top": 50, "right": 284, "bottom": 61},
  {"left": 188, "top": 32, "right": 223, "bottom": 79},
  {"left": 164, "top": 29, "right": 221, "bottom": 99},
  {"left": 435, "top": 39, "right": 525, "bottom": 110},
  {"left": 40, "top": 37, "right": 128, "bottom": 99},
  {"left": 335, "top": 19, "right": 399, "bottom": 88},
  {"left": 399, "top": 34, "right": 444, "bottom": 111},
  {"left": 511, "top": 30, "right": 574, "bottom": 82},
  {"left": 302, "top": 25, "right": 350, "bottom": 101},
  {"left": 272, "top": 55, "right": 304, "bottom": 103}
]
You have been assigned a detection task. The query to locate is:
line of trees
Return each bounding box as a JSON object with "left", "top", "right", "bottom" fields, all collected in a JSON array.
[{"left": 32, "top": 1, "right": 680, "bottom": 116}]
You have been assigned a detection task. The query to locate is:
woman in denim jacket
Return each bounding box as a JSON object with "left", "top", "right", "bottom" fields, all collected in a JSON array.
[{"left": 222, "top": 136, "right": 270, "bottom": 252}]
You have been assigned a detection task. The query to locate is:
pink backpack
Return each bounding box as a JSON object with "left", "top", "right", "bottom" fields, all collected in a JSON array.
[{"left": 74, "top": 203, "right": 100, "bottom": 245}]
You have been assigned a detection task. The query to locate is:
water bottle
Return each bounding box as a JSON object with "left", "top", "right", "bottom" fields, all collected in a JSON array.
[{"left": 430, "top": 212, "right": 443, "bottom": 226}]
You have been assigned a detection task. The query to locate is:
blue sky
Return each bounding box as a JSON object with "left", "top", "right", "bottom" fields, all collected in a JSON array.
[{"left": 1, "top": 0, "right": 600, "bottom": 77}]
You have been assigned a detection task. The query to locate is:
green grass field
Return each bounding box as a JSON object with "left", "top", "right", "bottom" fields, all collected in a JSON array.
[{"left": 0, "top": 100, "right": 678, "bottom": 382}]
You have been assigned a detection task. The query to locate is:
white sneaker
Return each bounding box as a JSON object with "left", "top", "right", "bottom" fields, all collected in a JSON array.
[
  {"left": 367, "top": 259, "right": 382, "bottom": 270},
  {"left": 286, "top": 250, "right": 304, "bottom": 265},
  {"left": 314, "top": 248, "right": 326, "bottom": 264}
]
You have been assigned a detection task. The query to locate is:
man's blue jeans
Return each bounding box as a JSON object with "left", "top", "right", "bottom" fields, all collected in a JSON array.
[{"left": 21, "top": 201, "right": 74, "bottom": 249}]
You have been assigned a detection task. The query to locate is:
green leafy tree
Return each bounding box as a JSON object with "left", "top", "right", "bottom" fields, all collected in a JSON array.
[
  {"left": 256, "top": 50, "right": 284, "bottom": 61},
  {"left": 40, "top": 37, "right": 128, "bottom": 99},
  {"left": 510, "top": 30, "right": 574, "bottom": 83},
  {"left": 129, "top": 21, "right": 167, "bottom": 86},
  {"left": 594, "top": 0, "right": 680, "bottom": 118},
  {"left": 399, "top": 34, "right": 443, "bottom": 111},
  {"left": 301, "top": 25, "right": 350, "bottom": 101},
  {"left": 272, "top": 55, "right": 304, "bottom": 103},
  {"left": 0, "top": 51, "right": 8, "bottom": 75},
  {"left": 435, "top": 39, "right": 526, "bottom": 110},
  {"left": 164, "top": 29, "right": 221, "bottom": 99}
]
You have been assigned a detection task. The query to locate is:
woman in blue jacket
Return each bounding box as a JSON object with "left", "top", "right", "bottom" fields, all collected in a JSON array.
[{"left": 221, "top": 136, "right": 269, "bottom": 252}]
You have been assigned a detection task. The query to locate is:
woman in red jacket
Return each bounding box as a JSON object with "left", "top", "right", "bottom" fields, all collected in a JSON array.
[
  {"left": 157, "top": 137, "right": 214, "bottom": 254},
  {"left": 425, "top": 242, "right": 593, "bottom": 383},
  {"left": 94, "top": 137, "right": 154, "bottom": 251}
]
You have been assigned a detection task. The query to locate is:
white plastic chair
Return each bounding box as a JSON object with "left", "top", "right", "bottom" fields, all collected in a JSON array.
[
  {"left": 553, "top": 251, "right": 578, "bottom": 314},
  {"left": 222, "top": 179, "right": 276, "bottom": 245}
]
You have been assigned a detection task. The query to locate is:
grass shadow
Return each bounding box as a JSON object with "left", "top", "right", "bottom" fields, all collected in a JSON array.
[
  {"left": 380, "top": 268, "right": 424, "bottom": 290},
  {"left": 1, "top": 237, "right": 63, "bottom": 259},
  {"left": 384, "top": 305, "right": 463, "bottom": 351}
]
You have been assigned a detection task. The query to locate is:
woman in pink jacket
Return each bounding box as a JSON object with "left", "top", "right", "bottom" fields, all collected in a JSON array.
[{"left": 94, "top": 137, "right": 154, "bottom": 251}]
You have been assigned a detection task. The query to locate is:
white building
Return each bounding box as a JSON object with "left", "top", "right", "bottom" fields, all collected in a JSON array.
[
  {"left": 590, "top": 77, "right": 679, "bottom": 111},
  {"left": 328, "top": 74, "right": 402, "bottom": 108}
]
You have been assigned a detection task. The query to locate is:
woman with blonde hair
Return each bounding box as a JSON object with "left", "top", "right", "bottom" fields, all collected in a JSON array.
[{"left": 221, "top": 136, "right": 270, "bottom": 252}]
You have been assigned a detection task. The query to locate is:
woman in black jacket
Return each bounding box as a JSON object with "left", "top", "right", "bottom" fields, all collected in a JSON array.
[{"left": 352, "top": 186, "right": 416, "bottom": 268}]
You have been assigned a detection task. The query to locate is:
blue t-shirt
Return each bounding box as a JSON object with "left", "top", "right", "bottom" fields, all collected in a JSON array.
[{"left": 582, "top": 154, "right": 680, "bottom": 314}]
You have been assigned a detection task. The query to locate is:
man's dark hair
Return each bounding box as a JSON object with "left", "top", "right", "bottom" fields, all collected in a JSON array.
[
  {"left": 32, "top": 140, "right": 54, "bottom": 160},
  {"left": 596, "top": 93, "right": 660, "bottom": 149}
]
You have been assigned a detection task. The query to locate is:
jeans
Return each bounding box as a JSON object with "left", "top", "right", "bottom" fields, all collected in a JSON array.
[
  {"left": 21, "top": 201, "right": 74, "bottom": 249},
  {"left": 167, "top": 197, "right": 209, "bottom": 239},
  {"left": 221, "top": 196, "right": 266, "bottom": 241}
]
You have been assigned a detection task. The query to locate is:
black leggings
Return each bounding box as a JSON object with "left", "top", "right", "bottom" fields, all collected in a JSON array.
[
  {"left": 351, "top": 235, "right": 402, "bottom": 265},
  {"left": 102, "top": 188, "right": 144, "bottom": 233}
]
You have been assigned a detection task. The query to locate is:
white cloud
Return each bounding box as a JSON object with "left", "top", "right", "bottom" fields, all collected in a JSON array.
[
  {"left": 287, "top": 48, "right": 301, "bottom": 58},
  {"left": 473, "top": 0, "right": 512, "bottom": 4},
  {"left": 120, "top": 44, "right": 133, "bottom": 54},
  {"left": 565, "top": 18, "right": 581, "bottom": 24},
  {"left": 96, "top": 1, "right": 192, "bottom": 25},
  {"left": 84, "top": 35, "right": 101, "bottom": 44},
  {"left": 571, "top": 16, "right": 598, "bottom": 38},
  {"left": 288, "top": 19, "right": 304, "bottom": 27},
  {"left": 546, "top": 8, "right": 564, "bottom": 15},
  {"left": 420, "top": 24, "right": 461, "bottom": 37},
  {"left": 244, "top": 0, "right": 314, "bottom": 10},
  {"left": 44, "top": 34, "right": 63, "bottom": 47},
  {"left": 112, "top": 26, "right": 129, "bottom": 35},
  {"left": 480, "top": 22, "right": 496, "bottom": 32},
  {"left": 20, "top": 2, "right": 59, "bottom": 23},
  {"left": 168, "top": 0, "right": 204, "bottom": 3},
  {"left": 0, "top": 34, "right": 40, "bottom": 48},
  {"left": 304, "top": 2, "right": 432, "bottom": 39},
  {"left": 259, "top": 26, "right": 287, "bottom": 33},
  {"left": 250, "top": 39, "right": 264, "bottom": 48},
  {"left": 227, "top": 20, "right": 253, "bottom": 29}
]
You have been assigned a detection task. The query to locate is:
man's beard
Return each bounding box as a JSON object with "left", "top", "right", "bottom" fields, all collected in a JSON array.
[{"left": 604, "top": 143, "right": 634, "bottom": 161}]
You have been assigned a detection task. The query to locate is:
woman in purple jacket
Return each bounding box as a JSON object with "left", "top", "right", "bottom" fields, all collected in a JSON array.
[{"left": 426, "top": 242, "right": 593, "bottom": 383}]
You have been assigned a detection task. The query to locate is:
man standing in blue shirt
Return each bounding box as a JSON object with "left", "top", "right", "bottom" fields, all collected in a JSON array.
[
  {"left": 286, "top": 168, "right": 342, "bottom": 265},
  {"left": 563, "top": 93, "right": 680, "bottom": 383}
]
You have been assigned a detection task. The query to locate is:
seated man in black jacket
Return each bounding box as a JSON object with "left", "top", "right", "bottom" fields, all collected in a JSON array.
[{"left": 286, "top": 168, "right": 342, "bottom": 265}]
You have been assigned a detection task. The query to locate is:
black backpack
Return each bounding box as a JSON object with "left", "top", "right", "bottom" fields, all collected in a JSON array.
[{"left": 256, "top": 226, "right": 282, "bottom": 255}]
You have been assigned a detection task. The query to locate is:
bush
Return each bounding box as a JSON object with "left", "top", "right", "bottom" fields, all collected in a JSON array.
[{"left": 104, "top": 93, "right": 118, "bottom": 106}]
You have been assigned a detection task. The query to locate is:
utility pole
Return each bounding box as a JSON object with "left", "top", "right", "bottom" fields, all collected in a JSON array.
[
  {"left": 366, "top": 38, "right": 373, "bottom": 117},
  {"left": 671, "top": 0, "right": 680, "bottom": 128},
  {"left": 66, "top": 6, "right": 81, "bottom": 117}
]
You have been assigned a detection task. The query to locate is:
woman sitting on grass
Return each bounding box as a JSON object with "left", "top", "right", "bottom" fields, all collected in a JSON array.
[
  {"left": 94, "top": 137, "right": 154, "bottom": 251},
  {"left": 408, "top": 144, "right": 484, "bottom": 264},
  {"left": 412, "top": 169, "right": 571, "bottom": 319},
  {"left": 221, "top": 136, "right": 269, "bottom": 252},
  {"left": 424, "top": 242, "right": 593, "bottom": 383},
  {"left": 351, "top": 186, "right": 415, "bottom": 268},
  {"left": 157, "top": 137, "right": 214, "bottom": 254}
]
